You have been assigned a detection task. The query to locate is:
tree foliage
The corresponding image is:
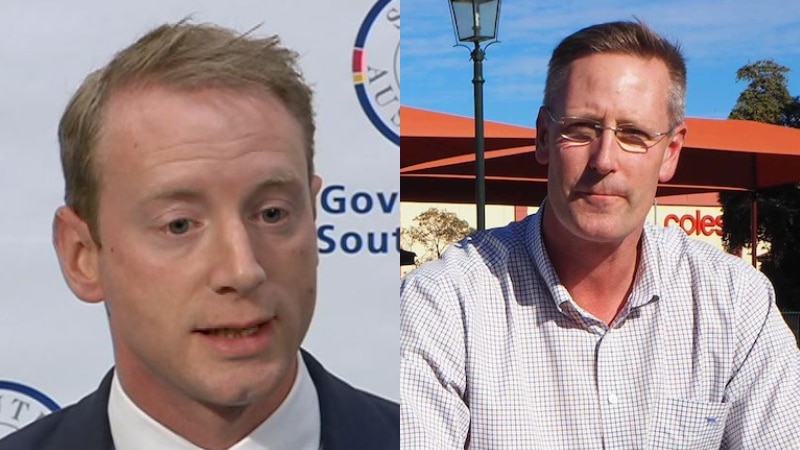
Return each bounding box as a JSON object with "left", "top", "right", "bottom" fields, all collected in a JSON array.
[
  {"left": 402, "top": 208, "right": 474, "bottom": 265},
  {"left": 728, "top": 59, "right": 794, "bottom": 123},
  {"left": 720, "top": 59, "right": 800, "bottom": 311}
]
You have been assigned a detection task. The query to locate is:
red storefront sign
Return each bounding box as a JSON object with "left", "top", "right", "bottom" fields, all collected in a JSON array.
[{"left": 664, "top": 210, "right": 723, "bottom": 237}]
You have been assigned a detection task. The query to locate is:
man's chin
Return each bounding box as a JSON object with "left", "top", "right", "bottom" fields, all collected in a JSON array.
[
  {"left": 194, "top": 383, "right": 277, "bottom": 413},
  {"left": 567, "top": 215, "right": 637, "bottom": 245},
  {"left": 192, "top": 359, "right": 294, "bottom": 408}
]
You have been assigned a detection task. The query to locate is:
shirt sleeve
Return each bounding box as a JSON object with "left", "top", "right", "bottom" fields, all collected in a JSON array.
[
  {"left": 400, "top": 268, "right": 470, "bottom": 449},
  {"left": 721, "top": 269, "right": 800, "bottom": 447}
]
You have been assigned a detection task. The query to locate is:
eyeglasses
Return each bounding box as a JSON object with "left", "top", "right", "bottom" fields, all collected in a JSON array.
[{"left": 543, "top": 107, "right": 674, "bottom": 154}]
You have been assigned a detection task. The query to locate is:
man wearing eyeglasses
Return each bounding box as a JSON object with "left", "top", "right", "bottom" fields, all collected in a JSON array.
[{"left": 400, "top": 20, "right": 800, "bottom": 449}]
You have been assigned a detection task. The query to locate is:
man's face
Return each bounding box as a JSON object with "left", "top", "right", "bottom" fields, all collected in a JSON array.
[
  {"left": 536, "top": 53, "right": 686, "bottom": 245},
  {"left": 83, "top": 85, "right": 321, "bottom": 414}
]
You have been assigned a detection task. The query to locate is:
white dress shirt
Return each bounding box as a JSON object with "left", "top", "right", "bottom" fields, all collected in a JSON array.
[
  {"left": 109, "top": 354, "right": 321, "bottom": 450},
  {"left": 401, "top": 209, "right": 800, "bottom": 449}
]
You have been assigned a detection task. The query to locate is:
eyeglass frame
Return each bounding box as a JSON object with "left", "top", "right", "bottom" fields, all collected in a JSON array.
[{"left": 542, "top": 106, "right": 676, "bottom": 154}]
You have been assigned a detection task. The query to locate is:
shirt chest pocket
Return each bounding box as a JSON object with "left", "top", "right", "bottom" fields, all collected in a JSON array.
[{"left": 647, "top": 397, "right": 729, "bottom": 450}]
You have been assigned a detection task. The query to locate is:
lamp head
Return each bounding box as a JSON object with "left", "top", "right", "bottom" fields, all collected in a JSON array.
[{"left": 448, "top": 0, "right": 501, "bottom": 43}]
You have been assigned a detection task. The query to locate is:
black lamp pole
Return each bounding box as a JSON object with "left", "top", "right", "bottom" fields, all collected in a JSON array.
[
  {"left": 472, "top": 42, "right": 486, "bottom": 231},
  {"left": 449, "top": 0, "right": 500, "bottom": 231}
]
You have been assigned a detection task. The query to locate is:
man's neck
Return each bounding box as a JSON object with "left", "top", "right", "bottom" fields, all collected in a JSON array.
[{"left": 541, "top": 209, "right": 642, "bottom": 325}]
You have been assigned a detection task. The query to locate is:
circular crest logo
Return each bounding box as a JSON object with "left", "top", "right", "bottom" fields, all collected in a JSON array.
[
  {"left": 0, "top": 381, "right": 60, "bottom": 438},
  {"left": 353, "top": 0, "right": 400, "bottom": 146}
]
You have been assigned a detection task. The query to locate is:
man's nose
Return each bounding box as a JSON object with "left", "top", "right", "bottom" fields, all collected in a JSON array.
[
  {"left": 208, "top": 219, "right": 267, "bottom": 296},
  {"left": 589, "top": 127, "right": 620, "bottom": 175}
]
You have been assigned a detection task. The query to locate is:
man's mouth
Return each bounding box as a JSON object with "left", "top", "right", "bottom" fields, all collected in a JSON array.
[
  {"left": 196, "top": 321, "right": 270, "bottom": 338},
  {"left": 576, "top": 190, "right": 624, "bottom": 199},
  {"left": 202, "top": 325, "right": 262, "bottom": 338}
]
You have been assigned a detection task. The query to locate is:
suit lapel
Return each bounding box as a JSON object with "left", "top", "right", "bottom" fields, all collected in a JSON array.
[
  {"left": 58, "top": 369, "right": 116, "bottom": 450},
  {"left": 302, "top": 350, "right": 348, "bottom": 448}
]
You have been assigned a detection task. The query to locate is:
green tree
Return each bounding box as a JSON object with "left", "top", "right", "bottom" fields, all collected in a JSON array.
[
  {"left": 402, "top": 208, "right": 474, "bottom": 265},
  {"left": 728, "top": 59, "right": 794, "bottom": 123},
  {"left": 719, "top": 59, "right": 800, "bottom": 311}
]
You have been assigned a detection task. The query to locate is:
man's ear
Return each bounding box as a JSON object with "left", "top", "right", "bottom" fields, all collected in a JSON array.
[
  {"left": 310, "top": 175, "right": 322, "bottom": 219},
  {"left": 658, "top": 122, "right": 687, "bottom": 183},
  {"left": 52, "top": 206, "right": 104, "bottom": 303},
  {"left": 311, "top": 175, "right": 322, "bottom": 198},
  {"left": 535, "top": 107, "right": 550, "bottom": 165}
]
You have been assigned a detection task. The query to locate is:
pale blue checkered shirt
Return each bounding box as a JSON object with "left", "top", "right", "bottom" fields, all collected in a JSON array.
[{"left": 400, "top": 210, "right": 800, "bottom": 449}]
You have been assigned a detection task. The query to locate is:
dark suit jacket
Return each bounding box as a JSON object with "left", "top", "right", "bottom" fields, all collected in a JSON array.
[{"left": 0, "top": 350, "right": 398, "bottom": 449}]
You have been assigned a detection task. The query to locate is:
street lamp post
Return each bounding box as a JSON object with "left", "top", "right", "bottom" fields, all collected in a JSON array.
[{"left": 448, "top": 0, "right": 501, "bottom": 231}]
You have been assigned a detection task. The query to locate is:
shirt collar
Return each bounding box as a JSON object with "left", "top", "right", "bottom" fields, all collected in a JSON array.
[
  {"left": 628, "top": 222, "right": 663, "bottom": 308},
  {"left": 528, "top": 205, "right": 663, "bottom": 327},
  {"left": 108, "top": 353, "right": 321, "bottom": 450}
]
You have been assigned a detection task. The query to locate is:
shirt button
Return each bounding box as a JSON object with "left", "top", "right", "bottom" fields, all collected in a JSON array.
[{"left": 608, "top": 393, "right": 619, "bottom": 404}]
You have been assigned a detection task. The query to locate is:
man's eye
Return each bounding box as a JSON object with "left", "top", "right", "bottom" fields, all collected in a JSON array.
[
  {"left": 617, "top": 127, "right": 650, "bottom": 143},
  {"left": 562, "top": 121, "right": 599, "bottom": 140},
  {"left": 260, "top": 207, "right": 286, "bottom": 224},
  {"left": 167, "top": 219, "right": 191, "bottom": 235},
  {"left": 618, "top": 127, "right": 649, "bottom": 138}
]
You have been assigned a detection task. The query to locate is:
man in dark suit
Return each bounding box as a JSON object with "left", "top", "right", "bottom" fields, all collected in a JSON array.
[{"left": 0, "top": 20, "right": 397, "bottom": 450}]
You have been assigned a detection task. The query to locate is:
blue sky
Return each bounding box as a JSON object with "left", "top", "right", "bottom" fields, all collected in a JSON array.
[{"left": 402, "top": 0, "right": 800, "bottom": 127}]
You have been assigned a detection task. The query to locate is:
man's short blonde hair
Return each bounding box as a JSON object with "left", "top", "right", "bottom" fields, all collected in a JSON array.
[
  {"left": 544, "top": 20, "right": 686, "bottom": 129},
  {"left": 58, "top": 20, "right": 315, "bottom": 242}
]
